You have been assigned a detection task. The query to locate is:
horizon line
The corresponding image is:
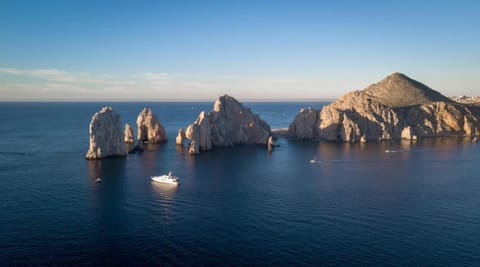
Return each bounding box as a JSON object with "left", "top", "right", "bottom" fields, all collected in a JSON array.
[{"left": 0, "top": 98, "right": 336, "bottom": 103}]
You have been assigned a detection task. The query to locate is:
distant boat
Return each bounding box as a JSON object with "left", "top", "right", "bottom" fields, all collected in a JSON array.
[
  {"left": 309, "top": 159, "right": 316, "bottom": 163},
  {"left": 95, "top": 177, "right": 102, "bottom": 183},
  {"left": 151, "top": 171, "right": 180, "bottom": 185}
]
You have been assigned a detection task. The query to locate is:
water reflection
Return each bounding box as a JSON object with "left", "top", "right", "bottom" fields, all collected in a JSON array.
[
  {"left": 296, "top": 137, "right": 478, "bottom": 195},
  {"left": 151, "top": 182, "right": 178, "bottom": 200},
  {"left": 86, "top": 160, "right": 103, "bottom": 183},
  {"left": 139, "top": 146, "right": 160, "bottom": 175},
  {"left": 86, "top": 157, "right": 127, "bottom": 185},
  {"left": 85, "top": 157, "right": 128, "bottom": 242},
  {"left": 175, "top": 144, "right": 185, "bottom": 153}
]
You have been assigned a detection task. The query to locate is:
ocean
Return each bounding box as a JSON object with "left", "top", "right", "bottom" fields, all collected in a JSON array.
[{"left": 0, "top": 102, "right": 479, "bottom": 266}]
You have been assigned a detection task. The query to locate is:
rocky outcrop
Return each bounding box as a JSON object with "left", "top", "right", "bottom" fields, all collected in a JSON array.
[
  {"left": 124, "top": 123, "right": 134, "bottom": 143},
  {"left": 267, "top": 136, "right": 275, "bottom": 152},
  {"left": 288, "top": 73, "right": 480, "bottom": 142},
  {"left": 184, "top": 95, "right": 271, "bottom": 154},
  {"left": 176, "top": 128, "right": 186, "bottom": 145},
  {"left": 316, "top": 90, "right": 401, "bottom": 142},
  {"left": 398, "top": 101, "right": 480, "bottom": 138},
  {"left": 401, "top": 126, "right": 417, "bottom": 140},
  {"left": 287, "top": 108, "right": 319, "bottom": 139},
  {"left": 85, "top": 107, "right": 127, "bottom": 159},
  {"left": 136, "top": 108, "right": 167, "bottom": 143}
]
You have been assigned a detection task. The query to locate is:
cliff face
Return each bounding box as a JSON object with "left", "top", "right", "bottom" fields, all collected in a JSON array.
[
  {"left": 288, "top": 73, "right": 480, "bottom": 142},
  {"left": 288, "top": 107, "right": 319, "bottom": 139},
  {"left": 85, "top": 107, "right": 127, "bottom": 159},
  {"left": 184, "top": 95, "right": 272, "bottom": 154},
  {"left": 318, "top": 91, "right": 402, "bottom": 142},
  {"left": 399, "top": 101, "right": 479, "bottom": 138}
]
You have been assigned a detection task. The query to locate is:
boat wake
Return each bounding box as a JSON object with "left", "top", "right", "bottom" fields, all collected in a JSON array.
[
  {"left": 385, "top": 149, "right": 402, "bottom": 153},
  {"left": 385, "top": 149, "right": 424, "bottom": 153},
  {"left": 309, "top": 158, "right": 348, "bottom": 164}
]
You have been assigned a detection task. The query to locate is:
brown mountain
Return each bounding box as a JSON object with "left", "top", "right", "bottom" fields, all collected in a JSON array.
[
  {"left": 363, "top": 72, "right": 452, "bottom": 107},
  {"left": 288, "top": 73, "right": 480, "bottom": 142}
]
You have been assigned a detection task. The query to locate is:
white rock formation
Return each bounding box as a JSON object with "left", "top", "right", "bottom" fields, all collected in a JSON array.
[
  {"left": 85, "top": 107, "right": 127, "bottom": 159},
  {"left": 124, "top": 123, "right": 135, "bottom": 143},
  {"left": 401, "top": 126, "right": 417, "bottom": 140},
  {"left": 176, "top": 128, "right": 186, "bottom": 145},
  {"left": 136, "top": 108, "right": 167, "bottom": 143},
  {"left": 184, "top": 95, "right": 271, "bottom": 154},
  {"left": 267, "top": 136, "right": 275, "bottom": 152}
]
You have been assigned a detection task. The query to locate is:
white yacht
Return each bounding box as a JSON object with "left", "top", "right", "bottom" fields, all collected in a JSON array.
[{"left": 151, "top": 171, "right": 180, "bottom": 185}]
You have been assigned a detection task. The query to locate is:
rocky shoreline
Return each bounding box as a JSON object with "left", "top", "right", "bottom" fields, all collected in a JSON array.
[
  {"left": 86, "top": 73, "right": 480, "bottom": 160},
  {"left": 178, "top": 95, "right": 273, "bottom": 154}
]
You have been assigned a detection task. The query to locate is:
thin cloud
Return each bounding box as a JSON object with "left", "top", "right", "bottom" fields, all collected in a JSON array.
[
  {"left": 143, "top": 72, "right": 169, "bottom": 80},
  {"left": 0, "top": 67, "right": 89, "bottom": 83},
  {"left": 0, "top": 67, "right": 133, "bottom": 85},
  {"left": 0, "top": 66, "right": 337, "bottom": 101}
]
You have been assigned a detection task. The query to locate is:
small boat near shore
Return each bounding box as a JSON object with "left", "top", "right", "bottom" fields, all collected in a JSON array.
[{"left": 151, "top": 171, "right": 180, "bottom": 185}]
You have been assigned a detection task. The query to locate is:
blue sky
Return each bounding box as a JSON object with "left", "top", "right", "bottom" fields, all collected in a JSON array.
[{"left": 0, "top": 0, "right": 479, "bottom": 100}]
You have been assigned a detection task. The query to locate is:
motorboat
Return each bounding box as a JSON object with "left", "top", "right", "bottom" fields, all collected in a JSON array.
[{"left": 151, "top": 171, "right": 180, "bottom": 185}]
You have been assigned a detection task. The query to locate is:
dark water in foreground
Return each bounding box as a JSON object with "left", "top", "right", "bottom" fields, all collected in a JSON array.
[{"left": 0, "top": 102, "right": 479, "bottom": 266}]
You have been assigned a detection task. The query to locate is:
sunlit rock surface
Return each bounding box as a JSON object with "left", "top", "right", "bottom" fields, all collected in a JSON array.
[
  {"left": 184, "top": 95, "right": 271, "bottom": 154},
  {"left": 288, "top": 73, "right": 480, "bottom": 142},
  {"left": 86, "top": 107, "right": 127, "bottom": 159}
]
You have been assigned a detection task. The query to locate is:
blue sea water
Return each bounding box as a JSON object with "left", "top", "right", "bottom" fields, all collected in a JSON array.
[{"left": 0, "top": 102, "right": 479, "bottom": 266}]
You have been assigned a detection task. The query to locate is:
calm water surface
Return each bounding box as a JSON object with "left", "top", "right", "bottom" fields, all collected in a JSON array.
[{"left": 0, "top": 102, "right": 479, "bottom": 266}]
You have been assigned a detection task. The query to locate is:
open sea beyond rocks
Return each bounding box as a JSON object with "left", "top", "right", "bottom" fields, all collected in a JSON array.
[{"left": 1, "top": 102, "right": 479, "bottom": 266}]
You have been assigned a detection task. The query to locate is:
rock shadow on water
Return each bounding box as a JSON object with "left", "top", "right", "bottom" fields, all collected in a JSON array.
[
  {"left": 86, "top": 157, "right": 129, "bottom": 213},
  {"left": 137, "top": 141, "right": 168, "bottom": 152},
  {"left": 186, "top": 144, "right": 271, "bottom": 184},
  {"left": 85, "top": 157, "right": 130, "bottom": 243},
  {"left": 86, "top": 157, "right": 127, "bottom": 186}
]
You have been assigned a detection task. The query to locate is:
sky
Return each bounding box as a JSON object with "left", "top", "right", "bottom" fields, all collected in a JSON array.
[{"left": 0, "top": 0, "right": 479, "bottom": 101}]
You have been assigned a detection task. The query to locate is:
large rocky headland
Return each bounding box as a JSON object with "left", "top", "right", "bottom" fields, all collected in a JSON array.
[{"left": 288, "top": 73, "right": 480, "bottom": 142}]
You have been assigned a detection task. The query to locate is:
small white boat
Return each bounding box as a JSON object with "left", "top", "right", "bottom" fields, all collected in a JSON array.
[
  {"left": 95, "top": 177, "right": 102, "bottom": 183},
  {"left": 151, "top": 171, "right": 180, "bottom": 185}
]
